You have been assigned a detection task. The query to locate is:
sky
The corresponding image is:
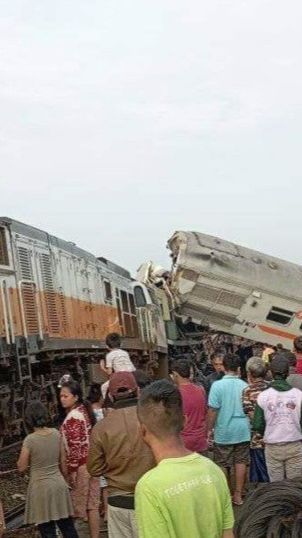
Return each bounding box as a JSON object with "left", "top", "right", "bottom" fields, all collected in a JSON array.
[{"left": 1, "top": 0, "right": 302, "bottom": 274}]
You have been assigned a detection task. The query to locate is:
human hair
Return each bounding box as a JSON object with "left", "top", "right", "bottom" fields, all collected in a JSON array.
[
  {"left": 275, "top": 351, "right": 297, "bottom": 368},
  {"left": 133, "top": 369, "right": 152, "bottom": 389},
  {"left": 246, "top": 357, "right": 266, "bottom": 379},
  {"left": 105, "top": 332, "right": 121, "bottom": 349},
  {"left": 138, "top": 380, "right": 184, "bottom": 439},
  {"left": 236, "top": 480, "right": 302, "bottom": 537},
  {"left": 270, "top": 355, "right": 289, "bottom": 379},
  {"left": 223, "top": 353, "right": 240, "bottom": 372},
  {"left": 87, "top": 383, "right": 102, "bottom": 404},
  {"left": 210, "top": 350, "right": 225, "bottom": 362},
  {"left": 294, "top": 336, "right": 302, "bottom": 354},
  {"left": 61, "top": 379, "right": 96, "bottom": 426},
  {"left": 171, "top": 359, "right": 191, "bottom": 379},
  {"left": 25, "top": 401, "right": 50, "bottom": 431}
]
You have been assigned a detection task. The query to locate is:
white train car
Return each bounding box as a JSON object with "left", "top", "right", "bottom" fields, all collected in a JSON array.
[{"left": 168, "top": 231, "right": 302, "bottom": 349}]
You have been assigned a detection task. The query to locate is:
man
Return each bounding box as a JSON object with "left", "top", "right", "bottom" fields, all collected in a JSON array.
[
  {"left": 242, "top": 357, "right": 269, "bottom": 483},
  {"left": 253, "top": 355, "right": 302, "bottom": 482},
  {"left": 206, "top": 351, "right": 225, "bottom": 392},
  {"left": 208, "top": 354, "right": 250, "bottom": 506},
  {"left": 87, "top": 372, "right": 154, "bottom": 538},
  {"left": 183, "top": 316, "right": 196, "bottom": 333},
  {"left": 285, "top": 351, "right": 302, "bottom": 390},
  {"left": 262, "top": 343, "right": 275, "bottom": 364},
  {"left": 135, "top": 380, "right": 234, "bottom": 538},
  {"left": 171, "top": 359, "right": 207, "bottom": 454},
  {"left": 293, "top": 336, "right": 302, "bottom": 374}
]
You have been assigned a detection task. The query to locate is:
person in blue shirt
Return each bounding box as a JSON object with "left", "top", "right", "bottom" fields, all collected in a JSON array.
[{"left": 208, "top": 354, "right": 250, "bottom": 506}]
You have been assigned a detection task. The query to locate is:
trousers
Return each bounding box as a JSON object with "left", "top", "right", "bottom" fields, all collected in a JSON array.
[
  {"left": 108, "top": 504, "right": 138, "bottom": 538},
  {"left": 38, "top": 517, "right": 78, "bottom": 538},
  {"left": 265, "top": 441, "right": 302, "bottom": 482}
]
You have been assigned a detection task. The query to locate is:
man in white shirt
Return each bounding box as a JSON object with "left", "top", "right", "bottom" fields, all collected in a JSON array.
[{"left": 253, "top": 355, "right": 302, "bottom": 481}]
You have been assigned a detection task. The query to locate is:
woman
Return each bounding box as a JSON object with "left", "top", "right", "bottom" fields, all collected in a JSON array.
[
  {"left": 17, "top": 401, "right": 78, "bottom": 538},
  {"left": 60, "top": 380, "right": 100, "bottom": 538},
  {"left": 87, "top": 383, "right": 108, "bottom": 523}
]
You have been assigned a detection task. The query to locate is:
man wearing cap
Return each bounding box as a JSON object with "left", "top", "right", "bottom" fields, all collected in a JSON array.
[{"left": 87, "top": 372, "right": 154, "bottom": 538}]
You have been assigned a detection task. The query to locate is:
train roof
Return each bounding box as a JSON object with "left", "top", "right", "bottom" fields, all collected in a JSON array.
[
  {"left": 168, "top": 230, "right": 302, "bottom": 300},
  {"left": 0, "top": 217, "right": 131, "bottom": 280}
]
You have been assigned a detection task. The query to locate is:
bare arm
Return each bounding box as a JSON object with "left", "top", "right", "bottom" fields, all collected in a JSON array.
[
  {"left": 207, "top": 408, "right": 218, "bottom": 433},
  {"left": 100, "top": 359, "right": 112, "bottom": 376},
  {"left": 17, "top": 445, "right": 30, "bottom": 473},
  {"left": 59, "top": 438, "right": 68, "bottom": 480},
  {"left": 222, "top": 530, "right": 234, "bottom": 538}
]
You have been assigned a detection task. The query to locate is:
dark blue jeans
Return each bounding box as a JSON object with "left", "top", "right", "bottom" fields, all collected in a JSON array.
[{"left": 38, "top": 517, "right": 78, "bottom": 538}]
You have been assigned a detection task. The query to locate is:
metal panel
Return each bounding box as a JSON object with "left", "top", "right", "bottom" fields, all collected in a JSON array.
[
  {"left": 40, "top": 253, "right": 60, "bottom": 334},
  {"left": 19, "top": 282, "right": 40, "bottom": 334},
  {"left": 0, "top": 228, "right": 9, "bottom": 266},
  {"left": 17, "top": 246, "right": 33, "bottom": 280}
]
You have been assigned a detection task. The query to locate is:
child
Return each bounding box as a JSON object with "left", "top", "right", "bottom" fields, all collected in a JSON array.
[{"left": 100, "top": 333, "right": 135, "bottom": 398}]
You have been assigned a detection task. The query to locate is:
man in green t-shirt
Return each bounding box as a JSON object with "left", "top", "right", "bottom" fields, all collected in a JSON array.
[{"left": 135, "top": 380, "right": 234, "bottom": 538}]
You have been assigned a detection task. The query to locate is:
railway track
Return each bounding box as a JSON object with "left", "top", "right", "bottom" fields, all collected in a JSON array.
[
  {"left": 0, "top": 442, "right": 109, "bottom": 536},
  {"left": 0, "top": 442, "right": 27, "bottom": 528}
]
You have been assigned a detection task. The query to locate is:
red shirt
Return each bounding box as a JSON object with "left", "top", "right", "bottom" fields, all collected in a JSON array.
[
  {"left": 179, "top": 383, "right": 208, "bottom": 453},
  {"left": 296, "top": 354, "right": 302, "bottom": 375}
]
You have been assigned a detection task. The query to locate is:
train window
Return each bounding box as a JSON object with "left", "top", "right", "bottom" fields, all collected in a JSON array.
[
  {"left": 0, "top": 228, "right": 9, "bottom": 266},
  {"left": 266, "top": 306, "right": 294, "bottom": 325},
  {"left": 104, "top": 280, "right": 112, "bottom": 302},
  {"left": 129, "top": 294, "right": 136, "bottom": 315},
  {"left": 134, "top": 286, "right": 147, "bottom": 307},
  {"left": 121, "top": 290, "right": 129, "bottom": 312},
  {"left": 116, "top": 297, "right": 124, "bottom": 330}
]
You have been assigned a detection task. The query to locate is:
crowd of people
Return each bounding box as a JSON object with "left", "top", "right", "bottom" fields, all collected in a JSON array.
[{"left": 2, "top": 332, "right": 302, "bottom": 537}]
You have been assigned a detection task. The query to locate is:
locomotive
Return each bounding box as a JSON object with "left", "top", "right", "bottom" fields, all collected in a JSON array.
[{"left": 0, "top": 217, "right": 168, "bottom": 445}]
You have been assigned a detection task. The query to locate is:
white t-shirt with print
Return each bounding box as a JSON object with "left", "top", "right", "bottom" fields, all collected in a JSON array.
[{"left": 106, "top": 349, "right": 135, "bottom": 372}]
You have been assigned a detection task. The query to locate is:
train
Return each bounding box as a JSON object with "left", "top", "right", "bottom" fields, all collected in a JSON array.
[
  {"left": 0, "top": 217, "right": 169, "bottom": 446},
  {"left": 2, "top": 220, "right": 301, "bottom": 446},
  {"left": 167, "top": 230, "right": 302, "bottom": 349}
]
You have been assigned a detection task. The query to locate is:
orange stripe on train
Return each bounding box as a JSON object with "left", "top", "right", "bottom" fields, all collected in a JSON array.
[{"left": 258, "top": 324, "right": 296, "bottom": 340}]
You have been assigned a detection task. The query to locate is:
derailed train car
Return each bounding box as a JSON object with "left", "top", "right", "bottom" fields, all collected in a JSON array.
[
  {"left": 0, "top": 217, "right": 167, "bottom": 445},
  {"left": 168, "top": 231, "right": 302, "bottom": 349}
]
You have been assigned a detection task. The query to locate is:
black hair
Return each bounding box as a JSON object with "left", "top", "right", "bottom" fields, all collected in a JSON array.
[
  {"left": 270, "top": 355, "right": 289, "bottom": 379},
  {"left": 138, "top": 380, "right": 184, "bottom": 439},
  {"left": 105, "top": 332, "right": 121, "bottom": 349},
  {"left": 87, "top": 383, "right": 102, "bottom": 404},
  {"left": 275, "top": 351, "right": 297, "bottom": 368},
  {"left": 133, "top": 369, "right": 152, "bottom": 389},
  {"left": 294, "top": 336, "right": 302, "bottom": 353},
  {"left": 223, "top": 353, "right": 240, "bottom": 372},
  {"left": 61, "top": 379, "right": 96, "bottom": 426},
  {"left": 210, "top": 349, "right": 226, "bottom": 361},
  {"left": 25, "top": 401, "right": 50, "bottom": 431},
  {"left": 171, "top": 359, "right": 191, "bottom": 379}
]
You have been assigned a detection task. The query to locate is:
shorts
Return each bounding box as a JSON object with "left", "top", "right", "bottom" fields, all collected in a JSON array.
[
  {"left": 71, "top": 464, "right": 100, "bottom": 519},
  {"left": 214, "top": 442, "right": 250, "bottom": 467}
]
